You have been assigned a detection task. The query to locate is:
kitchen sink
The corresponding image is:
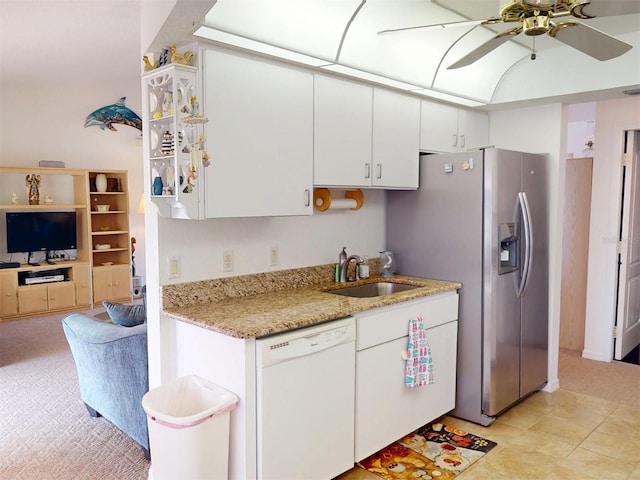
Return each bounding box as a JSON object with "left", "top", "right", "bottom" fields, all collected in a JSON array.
[{"left": 327, "top": 281, "right": 419, "bottom": 298}]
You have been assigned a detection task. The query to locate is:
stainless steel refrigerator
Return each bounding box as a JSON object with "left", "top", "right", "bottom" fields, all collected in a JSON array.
[{"left": 386, "top": 148, "right": 549, "bottom": 426}]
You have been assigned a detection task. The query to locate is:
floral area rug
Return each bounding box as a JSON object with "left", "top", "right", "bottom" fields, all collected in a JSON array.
[{"left": 358, "top": 422, "right": 497, "bottom": 479}]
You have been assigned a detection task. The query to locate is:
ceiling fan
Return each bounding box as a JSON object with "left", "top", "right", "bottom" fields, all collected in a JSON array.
[{"left": 378, "top": 0, "right": 639, "bottom": 69}]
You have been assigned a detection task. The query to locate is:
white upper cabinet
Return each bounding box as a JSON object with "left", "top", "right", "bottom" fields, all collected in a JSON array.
[
  {"left": 420, "top": 101, "right": 488, "bottom": 153},
  {"left": 203, "top": 48, "right": 314, "bottom": 218},
  {"left": 314, "top": 75, "right": 420, "bottom": 190},
  {"left": 372, "top": 89, "right": 420, "bottom": 189},
  {"left": 314, "top": 75, "right": 373, "bottom": 187}
]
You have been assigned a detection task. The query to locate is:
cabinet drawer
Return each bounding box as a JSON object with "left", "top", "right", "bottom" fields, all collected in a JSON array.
[
  {"left": 355, "top": 319, "right": 458, "bottom": 461},
  {"left": 356, "top": 292, "right": 458, "bottom": 350}
]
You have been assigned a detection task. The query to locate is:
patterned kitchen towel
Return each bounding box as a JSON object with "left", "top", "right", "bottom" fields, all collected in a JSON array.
[{"left": 405, "top": 316, "right": 434, "bottom": 388}]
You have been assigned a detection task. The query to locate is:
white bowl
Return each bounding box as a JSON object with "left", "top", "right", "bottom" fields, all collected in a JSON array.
[
  {"left": 95, "top": 204, "right": 110, "bottom": 212},
  {"left": 95, "top": 244, "right": 111, "bottom": 250}
]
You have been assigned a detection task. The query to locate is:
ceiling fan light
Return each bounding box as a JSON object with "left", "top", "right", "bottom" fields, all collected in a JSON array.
[
  {"left": 522, "top": 0, "right": 556, "bottom": 8},
  {"left": 523, "top": 14, "right": 550, "bottom": 35}
]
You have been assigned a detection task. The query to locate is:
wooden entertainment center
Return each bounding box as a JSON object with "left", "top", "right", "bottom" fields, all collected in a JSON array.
[{"left": 0, "top": 166, "right": 132, "bottom": 321}]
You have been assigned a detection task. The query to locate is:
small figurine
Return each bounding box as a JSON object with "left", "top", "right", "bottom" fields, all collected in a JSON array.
[
  {"left": 44, "top": 194, "right": 54, "bottom": 205},
  {"left": 25, "top": 174, "right": 42, "bottom": 205},
  {"left": 170, "top": 45, "right": 194, "bottom": 65},
  {"left": 142, "top": 55, "right": 158, "bottom": 72},
  {"left": 11, "top": 193, "right": 19, "bottom": 204},
  {"left": 190, "top": 96, "right": 199, "bottom": 116}
]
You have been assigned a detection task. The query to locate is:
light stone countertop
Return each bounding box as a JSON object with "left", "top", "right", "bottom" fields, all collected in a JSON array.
[{"left": 162, "top": 269, "right": 461, "bottom": 339}]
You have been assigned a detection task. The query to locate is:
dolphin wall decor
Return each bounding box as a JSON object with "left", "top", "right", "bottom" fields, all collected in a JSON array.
[{"left": 84, "top": 97, "right": 142, "bottom": 132}]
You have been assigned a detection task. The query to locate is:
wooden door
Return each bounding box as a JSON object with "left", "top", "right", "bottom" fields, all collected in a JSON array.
[
  {"left": 48, "top": 282, "right": 76, "bottom": 310},
  {"left": 0, "top": 271, "right": 19, "bottom": 316},
  {"left": 92, "top": 267, "right": 112, "bottom": 303},
  {"left": 110, "top": 265, "right": 132, "bottom": 301},
  {"left": 18, "top": 285, "right": 48, "bottom": 314},
  {"left": 73, "top": 264, "right": 91, "bottom": 307},
  {"left": 559, "top": 157, "right": 593, "bottom": 351}
]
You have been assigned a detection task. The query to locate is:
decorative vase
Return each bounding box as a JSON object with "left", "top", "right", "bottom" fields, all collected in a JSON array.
[
  {"left": 95, "top": 173, "right": 108, "bottom": 193},
  {"left": 153, "top": 176, "right": 163, "bottom": 196}
]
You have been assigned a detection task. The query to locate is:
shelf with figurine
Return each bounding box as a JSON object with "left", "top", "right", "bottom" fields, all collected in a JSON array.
[{"left": 142, "top": 56, "right": 209, "bottom": 219}]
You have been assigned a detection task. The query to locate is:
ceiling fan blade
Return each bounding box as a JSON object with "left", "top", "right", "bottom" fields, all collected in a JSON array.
[
  {"left": 572, "top": 0, "right": 640, "bottom": 19},
  {"left": 550, "top": 22, "right": 633, "bottom": 60},
  {"left": 378, "top": 17, "right": 501, "bottom": 35},
  {"left": 447, "top": 27, "right": 521, "bottom": 69}
]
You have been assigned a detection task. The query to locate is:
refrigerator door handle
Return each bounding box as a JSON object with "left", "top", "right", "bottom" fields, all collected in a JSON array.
[{"left": 517, "top": 191, "right": 534, "bottom": 298}]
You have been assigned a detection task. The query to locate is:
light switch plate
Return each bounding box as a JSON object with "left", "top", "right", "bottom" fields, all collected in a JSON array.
[{"left": 168, "top": 255, "right": 180, "bottom": 279}]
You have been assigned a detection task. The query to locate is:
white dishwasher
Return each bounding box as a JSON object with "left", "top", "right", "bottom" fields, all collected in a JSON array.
[{"left": 256, "top": 316, "right": 355, "bottom": 480}]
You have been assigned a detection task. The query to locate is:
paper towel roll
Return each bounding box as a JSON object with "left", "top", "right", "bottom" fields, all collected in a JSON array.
[{"left": 327, "top": 198, "right": 358, "bottom": 209}]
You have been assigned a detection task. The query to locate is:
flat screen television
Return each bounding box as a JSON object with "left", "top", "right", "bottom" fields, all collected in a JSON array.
[{"left": 6, "top": 212, "right": 77, "bottom": 254}]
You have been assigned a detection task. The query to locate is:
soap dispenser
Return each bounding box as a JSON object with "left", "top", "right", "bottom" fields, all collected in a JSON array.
[
  {"left": 336, "top": 247, "right": 347, "bottom": 282},
  {"left": 339, "top": 247, "right": 347, "bottom": 267}
]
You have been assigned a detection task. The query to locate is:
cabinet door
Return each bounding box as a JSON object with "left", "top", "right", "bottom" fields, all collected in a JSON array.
[
  {"left": 92, "top": 267, "right": 112, "bottom": 303},
  {"left": 372, "top": 89, "right": 420, "bottom": 188},
  {"left": 420, "top": 101, "right": 459, "bottom": 152},
  {"left": 203, "top": 48, "right": 314, "bottom": 217},
  {"left": 18, "top": 285, "right": 49, "bottom": 314},
  {"left": 457, "top": 108, "right": 489, "bottom": 151},
  {"left": 0, "top": 271, "right": 19, "bottom": 316},
  {"left": 48, "top": 282, "right": 76, "bottom": 310},
  {"left": 93, "top": 265, "right": 131, "bottom": 303},
  {"left": 110, "top": 265, "right": 131, "bottom": 301},
  {"left": 355, "top": 320, "right": 458, "bottom": 461},
  {"left": 314, "top": 75, "right": 373, "bottom": 187},
  {"left": 73, "top": 264, "right": 91, "bottom": 307}
]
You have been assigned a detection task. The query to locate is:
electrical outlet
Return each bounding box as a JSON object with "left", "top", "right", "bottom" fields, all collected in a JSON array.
[
  {"left": 223, "top": 250, "right": 233, "bottom": 272},
  {"left": 269, "top": 246, "right": 279, "bottom": 266},
  {"left": 168, "top": 255, "right": 180, "bottom": 279}
]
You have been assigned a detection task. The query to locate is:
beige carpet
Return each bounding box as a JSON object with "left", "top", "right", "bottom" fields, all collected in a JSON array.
[
  {"left": 558, "top": 348, "right": 640, "bottom": 408},
  {"left": 0, "top": 309, "right": 150, "bottom": 480}
]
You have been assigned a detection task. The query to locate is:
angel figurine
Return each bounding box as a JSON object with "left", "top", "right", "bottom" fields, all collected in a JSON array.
[{"left": 25, "top": 174, "right": 42, "bottom": 205}]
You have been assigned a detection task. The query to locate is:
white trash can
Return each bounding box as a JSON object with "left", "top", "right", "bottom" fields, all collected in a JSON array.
[{"left": 142, "top": 375, "right": 239, "bottom": 480}]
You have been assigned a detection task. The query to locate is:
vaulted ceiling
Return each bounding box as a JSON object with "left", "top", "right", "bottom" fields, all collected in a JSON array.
[
  {"left": 194, "top": 0, "right": 640, "bottom": 107},
  {"left": 1, "top": 1, "right": 638, "bottom": 109}
]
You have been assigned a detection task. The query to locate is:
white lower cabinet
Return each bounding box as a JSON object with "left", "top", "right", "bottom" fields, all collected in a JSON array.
[
  {"left": 168, "top": 290, "right": 459, "bottom": 478},
  {"left": 354, "top": 292, "right": 459, "bottom": 461}
]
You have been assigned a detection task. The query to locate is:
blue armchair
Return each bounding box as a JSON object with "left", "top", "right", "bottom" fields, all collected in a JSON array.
[{"left": 61, "top": 313, "right": 150, "bottom": 459}]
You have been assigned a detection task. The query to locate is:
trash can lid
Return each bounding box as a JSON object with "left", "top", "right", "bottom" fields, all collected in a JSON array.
[{"left": 142, "top": 375, "right": 239, "bottom": 429}]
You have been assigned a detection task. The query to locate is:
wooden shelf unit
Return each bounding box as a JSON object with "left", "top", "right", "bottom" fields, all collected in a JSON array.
[
  {"left": 0, "top": 166, "right": 132, "bottom": 319},
  {"left": 87, "top": 170, "right": 132, "bottom": 304}
]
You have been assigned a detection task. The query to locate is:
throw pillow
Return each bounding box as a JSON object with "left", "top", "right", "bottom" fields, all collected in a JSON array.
[{"left": 103, "top": 301, "right": 146, "bottom": 327}]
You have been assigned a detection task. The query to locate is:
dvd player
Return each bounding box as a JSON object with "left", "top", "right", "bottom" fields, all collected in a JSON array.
[
  {"left": 25, "top": 274, "right": 65, "bottom": 285},
  {"left": 0, "top": 262, "right": 20, "bottom": 269}
]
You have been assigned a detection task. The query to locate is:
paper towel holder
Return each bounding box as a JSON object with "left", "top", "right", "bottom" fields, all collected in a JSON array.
[{"left": 313, "top": 188, "right": 364, "bottom": 212}]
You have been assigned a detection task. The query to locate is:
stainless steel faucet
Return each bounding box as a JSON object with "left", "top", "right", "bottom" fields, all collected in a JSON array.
[{"left": 339, "top": 255, "right": 364, "bottom": 282}]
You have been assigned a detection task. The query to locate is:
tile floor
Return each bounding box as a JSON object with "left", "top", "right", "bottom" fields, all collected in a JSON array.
[{"left": 337, "top": 389, "right": 640, "bottom": 480}]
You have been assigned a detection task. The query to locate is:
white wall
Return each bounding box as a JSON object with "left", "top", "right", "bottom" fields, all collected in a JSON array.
[
  {"left": 489, "top": 102, "right": 565, "bottom": 392},
  {"left": 0, "top": 79, "right": 146, "bottom": 277},
  {"left": 566, "top": 102, "right": 596, "bottom": 159},
  {"left": 584, "top": 96, "right": 640, "bottom": 361},
  {"left": 155, "top": 191, "right": 386, "bottom": 284}
]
